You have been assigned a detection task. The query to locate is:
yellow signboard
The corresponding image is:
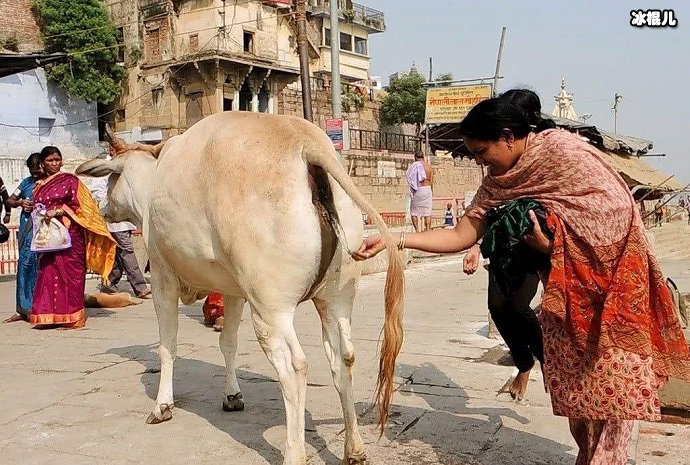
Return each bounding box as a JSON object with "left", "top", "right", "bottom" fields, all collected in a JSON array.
[{"left": 425, "top": 84, "right": 493, "bottom": 124}]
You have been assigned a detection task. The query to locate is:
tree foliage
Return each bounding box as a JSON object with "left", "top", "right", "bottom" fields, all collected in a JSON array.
[
  {"left": 379, "top": 72, "right": 426, "bottom": 134},
  {"left": 435, "top": 72, "right": 453, "bottom": 84},
  {"left": 33, "top": 0, "right": 125, "bottom": 104}
]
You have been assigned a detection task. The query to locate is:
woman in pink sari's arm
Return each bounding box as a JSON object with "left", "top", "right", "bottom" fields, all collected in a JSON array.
[{"left": 354, "top": 98, "right": 690, "bottom": 465}]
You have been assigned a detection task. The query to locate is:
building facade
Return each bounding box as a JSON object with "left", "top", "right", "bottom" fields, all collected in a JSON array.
[
  {"left": 0, "top": 0, "right": 100, "bottom": 194},
  {"left": 106, "top": 0, "right": 385, "bottom": 140}
]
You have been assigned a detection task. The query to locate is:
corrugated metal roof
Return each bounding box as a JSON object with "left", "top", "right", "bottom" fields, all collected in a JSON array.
[
  {"left": 0, "top": 52, "right": 67, "bottom": 78},
  {"left": 599, "top": 150, "right": 684, "bottom": 191}
]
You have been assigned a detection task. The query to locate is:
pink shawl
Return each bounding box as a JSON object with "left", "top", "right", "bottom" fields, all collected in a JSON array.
[{"left": 466, "top": 129, "right": 639, "bottom": 246}]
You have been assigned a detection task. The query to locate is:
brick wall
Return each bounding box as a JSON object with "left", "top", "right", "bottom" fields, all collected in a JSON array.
[
  {"left": 344, "top": 150, "right": 483, "bottom": 213},
  {"left": 278, "top": 85, "right": 380, "bottom": 131},
  {"left": 0, "top": 0, "right": 43, "bottom": 51}
]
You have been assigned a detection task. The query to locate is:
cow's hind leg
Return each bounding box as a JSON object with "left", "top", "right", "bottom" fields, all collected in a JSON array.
[
  {"left": 250, "top": 303, "right": 307, "bottom": 465},
  {"left": 146, "top": 265, "right": 181, "bottom": 424},
  {"left": 313, "top": 286, "right": 366, "bottom": 465},
  {"left": 220, "top": 295, "right": 245, "bottom": 412}
]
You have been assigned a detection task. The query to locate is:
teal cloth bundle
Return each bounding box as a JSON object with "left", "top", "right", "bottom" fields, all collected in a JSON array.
[{"left": 480, "top": 199, "right": 553, "bottom": 295}]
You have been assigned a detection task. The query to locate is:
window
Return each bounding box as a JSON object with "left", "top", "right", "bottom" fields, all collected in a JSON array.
[
  {"left": 354, "top": 36, "right": 367, "bottom": 55},
  {"left": 152, "top": 88, "right": 163, "bottom": 109},
  {"left": 116, "top": 27, "right": 125, "bottom": 62},
  {"left": 186, "top": 92, "right": 204, "bottom": 127},
  {"left": 146, "top": 27, "right": 161, "bottom": 61},
  {"left": 189, "top": 33, "right": 199, "bottom": 52},
  {"left": 258, "top": 85, "right": 270, "bottom": 113},
  {"left": 324, "top": 29, "right": 354, "bottom": 52},
  {"left": 38, "top": 117, "right": 55, "bottom": 141},
  {"left": 243, "top": 31, "right": 254, "bottom": 53},
  {"left": 340, "top": 32, "right": 352, "bottom": 52}
]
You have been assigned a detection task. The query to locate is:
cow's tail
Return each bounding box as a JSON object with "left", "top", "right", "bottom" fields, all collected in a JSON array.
[{"left": 303, "top": 142, "right": 405, "bottom": 434}]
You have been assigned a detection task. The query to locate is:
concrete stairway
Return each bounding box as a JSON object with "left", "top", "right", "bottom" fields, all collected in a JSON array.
[{"left": 647, "top": 222, "right": 690, "bottom": 260}]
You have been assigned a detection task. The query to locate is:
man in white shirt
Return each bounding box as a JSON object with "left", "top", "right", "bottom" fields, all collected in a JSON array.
[{"left": 86, "top": 173, "right": 151, "bottom": 298}]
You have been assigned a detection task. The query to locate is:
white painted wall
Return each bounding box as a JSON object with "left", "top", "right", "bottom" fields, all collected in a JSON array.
[{"left": 0, "top": 68, "right": 103, "bottom": 223}]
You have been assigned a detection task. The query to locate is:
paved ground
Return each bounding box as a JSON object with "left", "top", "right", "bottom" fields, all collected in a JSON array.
[{"left": 0, "top": 257, "right": 688, "bottom": 465}]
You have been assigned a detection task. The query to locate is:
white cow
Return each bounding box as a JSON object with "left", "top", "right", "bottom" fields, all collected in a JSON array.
[{"left": 76, "top": 112, "right": 404, "bottom": 465}]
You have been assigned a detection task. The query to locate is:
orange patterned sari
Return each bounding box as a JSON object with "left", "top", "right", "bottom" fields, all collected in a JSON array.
[{"left": 467, "top": 129, "right": 690, "bottom": 423}]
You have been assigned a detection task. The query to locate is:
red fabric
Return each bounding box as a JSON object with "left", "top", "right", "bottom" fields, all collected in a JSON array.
[
  {"left": 542, "top": 213, "right": 690, "bottom": 385},
  {"left": 569, "top": 419, "right": 634, "bottom": 465},
  {"left": 203, "top": 292, "right": 224, "bottom": 326},
  {"left": 30, "top": 173, "right": 86, "bottom": 327}
]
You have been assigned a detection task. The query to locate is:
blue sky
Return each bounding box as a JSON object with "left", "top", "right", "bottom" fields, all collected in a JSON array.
[{"left": 365, "top": 0, "right": 690, "bottom": 183}]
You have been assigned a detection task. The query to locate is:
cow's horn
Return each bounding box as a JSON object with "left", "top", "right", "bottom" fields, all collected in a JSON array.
[{"left": 103, "top": 123, "right": 129, "bottom": 154}]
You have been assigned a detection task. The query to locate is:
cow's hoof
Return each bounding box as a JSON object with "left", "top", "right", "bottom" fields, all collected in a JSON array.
[
  {"left": 223, "top": 393, "right": 245, "bottom": 412},
  {"left": 344, "top": 452, "right": 367, "bottom": 465},
  {"left": 146, "top": 403, "right": 173, "bottom": 424}
]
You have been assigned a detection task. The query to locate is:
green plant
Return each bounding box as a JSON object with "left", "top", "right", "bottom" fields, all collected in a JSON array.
[
  {"left": 342, "top": 8, "right": 355, "bottom": 22},
  {"left": 380, "top": 71, "right": 426, "bottom": 135},
  {"left": 342, "top": 86, "right": 365, "bottom": 113},
  {"left": 33, "top": 0, "right": 125, "bottom": 104},
  {"left": 128, "top": 44, "right": 143, "bottom": 63},
  {"left": 2, "top": 34, "right": 20, "bottom": 52}
]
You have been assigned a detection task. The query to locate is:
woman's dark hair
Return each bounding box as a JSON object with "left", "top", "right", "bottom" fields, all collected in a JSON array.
[
  {"left": 500, "top": 88, "right": 556, "bottom": 133},
  {"left": 39, "top": 146, "right": 62, "bottom": 161},
  {"left": 458, "top": 98, "right": 532, "bottom": 141},
  {"left": 26, "top": 152, "right": 41, "bottom": 169}
]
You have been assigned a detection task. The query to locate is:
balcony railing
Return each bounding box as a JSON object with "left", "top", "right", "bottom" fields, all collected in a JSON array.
[
  {"left": 139, "top": 0, "right": 171, "bottom": 19},
  {"left": 349, "top": 129, "right": 421, "bottom": 154},
  {"left": 307, "top": 0, "right": 386, "bottom": 32}
]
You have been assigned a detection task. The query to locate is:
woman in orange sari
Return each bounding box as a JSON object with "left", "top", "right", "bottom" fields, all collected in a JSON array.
[
  {"left": 30, "top": 146, "right": 116, "bottom": 329},
  {"left": 354, "top": 98, "right": 690, "bottom": 464}
]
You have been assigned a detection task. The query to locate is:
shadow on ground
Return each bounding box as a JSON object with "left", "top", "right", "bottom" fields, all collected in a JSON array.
[
  {"left": 108, "top": 337, "right": 574, "bottom": 465},
  {"left": 107, "top": 343, "right": 343, "bottom": 465},
  {"left": 354, "top": 362, "right": 574, "bottom": 465}
]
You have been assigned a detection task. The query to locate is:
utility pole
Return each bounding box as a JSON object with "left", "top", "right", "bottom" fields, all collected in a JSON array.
[
  {"left": 492, "top": 27, "right": 506, "bottom": 96},
  {"left": 612, "top": 93, "right": 623, "bottom": 133},
  {"left": 330, "top": 0, "right": 342, "bottom": 119},
  {"left": 429, "top": 56, "right": 433, "bottom": 82},
  {"left": 296, "top": 0, "right": 313, "bottom": 121}
]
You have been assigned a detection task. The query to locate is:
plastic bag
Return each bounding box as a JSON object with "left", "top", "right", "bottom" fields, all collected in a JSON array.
[{"left": 30, "top": 203, "right": 72, "bottom": 253}]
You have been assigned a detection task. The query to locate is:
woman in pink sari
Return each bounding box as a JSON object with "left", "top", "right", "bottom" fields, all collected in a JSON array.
[
  {"left": 30, "top": 146, "right": 116, "bottom": 329},
  {"left": 354, "top": 98, "right": 690, "bottom": 464}
]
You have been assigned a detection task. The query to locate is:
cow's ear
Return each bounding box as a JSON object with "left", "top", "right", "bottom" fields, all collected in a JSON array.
[{"left": 75, "top": 157, "right": 126, "bottom": 177}]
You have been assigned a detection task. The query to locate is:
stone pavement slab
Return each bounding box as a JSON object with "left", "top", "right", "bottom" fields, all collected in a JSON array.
[{"left": 0, "top": 258, "right": 687, "bottom": 464}]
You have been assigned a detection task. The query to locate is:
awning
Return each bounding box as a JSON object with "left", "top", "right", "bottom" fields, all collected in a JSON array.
[
  {"left": 600, "top": 150, "right": 685, "bottom": 192},
  {"left": 429, "top": 114, "right": 657, "bottom": 159},
  {"left": 0, "top": 52, "right": 67, "bottom": 78},
  {"left": 550, "top": 115, "right": 654, "bottom": 155}
]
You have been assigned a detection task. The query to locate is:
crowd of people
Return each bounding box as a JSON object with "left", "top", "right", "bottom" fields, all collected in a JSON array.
[
  {"left": 1, "top": 91, "right": 688, "bottom": 464},
  {"left": 3, "top": 146, "right": 149, "bottom": 329}
]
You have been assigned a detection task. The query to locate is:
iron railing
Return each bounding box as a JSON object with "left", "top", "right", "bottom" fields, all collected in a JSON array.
[
  {"left": 307, "top": 0, "right": 386, "bottom": 31},
  {"left": 349, "top": 129, "right": 422, "bottom": 154}
]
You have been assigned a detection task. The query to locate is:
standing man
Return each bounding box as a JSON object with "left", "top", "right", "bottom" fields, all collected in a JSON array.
[
  {"left": 406, "top": 152, "right": 434, "bottom": 232},
  {"left": 86, "top": 165, "right": 151, "bottom": 299}
]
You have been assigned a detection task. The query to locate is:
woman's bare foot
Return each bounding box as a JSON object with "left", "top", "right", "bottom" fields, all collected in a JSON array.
[
  {"left": 509, "top": 371, "right": 530, "bottom": 400},
  {"left": 3, "top": 314, "right": 24, "bottom": 323},
  {"left": 213, "top": 316, "right": 225, "bottom": 332}
]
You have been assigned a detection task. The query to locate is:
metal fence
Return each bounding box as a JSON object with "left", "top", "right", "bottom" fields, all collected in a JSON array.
[
  {"left": 349, "top": 129, "right": 422, "bottom": 154},
  {"left": 0, "top": 228, "right": 144, "bottom": 276}
]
